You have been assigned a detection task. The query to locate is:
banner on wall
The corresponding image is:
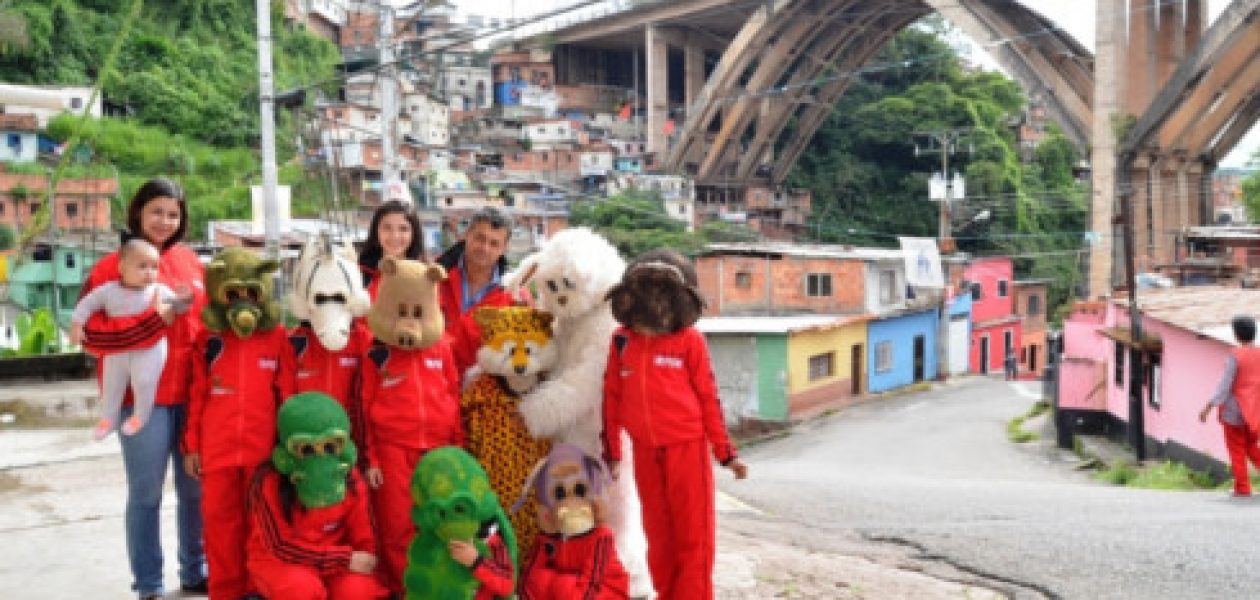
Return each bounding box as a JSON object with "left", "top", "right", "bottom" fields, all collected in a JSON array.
[{"left": 898, "top": 237, "right": 945, "bottom": 288}]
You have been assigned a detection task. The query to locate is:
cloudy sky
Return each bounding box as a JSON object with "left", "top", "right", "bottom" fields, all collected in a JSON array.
[{"left": 446, "top": 0, "right": 1256, "bottom": 167}]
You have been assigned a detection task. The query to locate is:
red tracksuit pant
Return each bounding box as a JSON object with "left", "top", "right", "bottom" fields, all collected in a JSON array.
[
  {"left": 371, "top": 444, "right": 425, "bottom": 594},
  {"left": 1223, "top": 422, "right": 1260, "bottom": 494},
  {"left": 631, "top": 438, "right": 715, "bottom": 600},
  {"left": 249, "top": 558, "right": 382, "bottom": 600},
  {"left": 203, "top": 467, "right": 254, "bottom": 600}
]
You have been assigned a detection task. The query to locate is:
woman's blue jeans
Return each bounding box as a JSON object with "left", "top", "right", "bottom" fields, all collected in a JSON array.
[{"left": 119, "top": 404, "right": 205, "bottom": 597}]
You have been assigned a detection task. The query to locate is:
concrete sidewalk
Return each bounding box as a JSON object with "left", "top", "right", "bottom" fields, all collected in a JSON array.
[{"left": 0, "top": 379, "right": 999, "bottom": 599}]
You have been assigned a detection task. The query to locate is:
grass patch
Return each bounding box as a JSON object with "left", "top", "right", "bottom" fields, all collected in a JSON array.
[
  {"left": 1006, "top": 400, "right": 1050, "bottom": 443},
  {"left": 1092, "top": 459, "right": 1220, "bottom": 490}
]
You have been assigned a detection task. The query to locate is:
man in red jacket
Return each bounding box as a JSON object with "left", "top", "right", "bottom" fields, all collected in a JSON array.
[
  {"left": 436, "top": 207, "right": 517, "bottom": 379},
  {"left": 1200, "top": 315, "right": 1260, "bottom": 496}
]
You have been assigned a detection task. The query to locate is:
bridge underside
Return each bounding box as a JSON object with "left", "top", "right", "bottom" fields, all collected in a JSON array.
[
  {"left": 1119, "top": 0, "right": 1260, "bottom": 272},
  {"left": 545, "top": 0, "right": 1093, "bottom": 189}
]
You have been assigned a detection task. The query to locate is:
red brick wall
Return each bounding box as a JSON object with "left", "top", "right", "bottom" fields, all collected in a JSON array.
[{"left": 696, "top": 254, "right": 865, "bottom": 315}]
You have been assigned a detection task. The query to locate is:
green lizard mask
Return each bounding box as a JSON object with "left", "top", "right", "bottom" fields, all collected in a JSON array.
[
  {"left": 404, "top": 446, "right": 518, "bottom": 600},
  {"left": 271, "top": 392, "right": 357, "bottom": 509},
  {"left": 202, "top": 246, "right": 282, "bottom": 338}
]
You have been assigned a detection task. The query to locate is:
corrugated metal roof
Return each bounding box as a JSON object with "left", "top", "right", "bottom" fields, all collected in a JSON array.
[
  {"left": 697, "top": 314, "right": 864, "bottom": 334},
  {"left": 1121, "top": 286, "right": 1260, "bottom": 346},
  {"left": 702, "top": 242, "right": 904, "bottom": 262}
]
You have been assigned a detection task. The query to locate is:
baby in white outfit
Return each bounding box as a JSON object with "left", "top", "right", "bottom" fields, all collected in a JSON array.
[{"left": 71, "top": 239, "right": 190, "bottom": 440}]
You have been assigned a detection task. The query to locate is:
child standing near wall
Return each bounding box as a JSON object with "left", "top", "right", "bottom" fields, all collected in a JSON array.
[
  {"left": 601, "top": 249, "right": 748, "bottom": 600},
  {"left": 1199, "top": 315, "right": 1260, "bottom": 496}
]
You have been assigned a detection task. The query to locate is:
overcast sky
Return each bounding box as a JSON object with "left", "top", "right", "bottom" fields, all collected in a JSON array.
[{"left": 447, "top": 0, "right": 1256, "bottom": 167}]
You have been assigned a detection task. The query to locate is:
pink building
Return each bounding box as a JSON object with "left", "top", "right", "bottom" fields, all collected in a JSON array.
[
  {"left": 1056, "top": 287, "right": 1260, "bottom": 476},
  {"left": 963, "top": 257, "right": 1022, "bottom": 374}
]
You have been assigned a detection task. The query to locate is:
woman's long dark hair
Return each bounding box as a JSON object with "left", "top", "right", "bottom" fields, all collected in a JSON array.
[
  {"left": 359, "top": 201, "right": 426, "bottom": 281},
  {"left": 125, "top": 178, "right": 188, "bottom": 249}
]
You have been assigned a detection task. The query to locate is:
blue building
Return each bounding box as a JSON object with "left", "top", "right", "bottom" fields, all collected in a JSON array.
[{"left": 867, "top": 308, "right": 939, "bottom": 393}]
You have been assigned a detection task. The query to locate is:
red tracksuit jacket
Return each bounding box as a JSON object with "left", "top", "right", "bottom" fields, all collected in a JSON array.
[
  {"left": 438, "top": 263, "right": 516, "bottom": 380},
  {"left": 519, "top": 526, "right": 628, "bottom": 600},
  {"left": 601, "top": 326, "right": 738, "bottom": 464},
  {"left": 80, "top": 243, "right": 206, "bottom": 406},
  {"left": 185, "top": 327, "right": 298, "bottom": 471},
  {"left": 290, "top": 320, "right": 373, "bottom": 451},
  {"left": 360, "top": 339, "right": 464, "bottom": 467},
  {"left": 1231, "top": 346, "right": 1260, "bottom": 434},
  {"left": 246, "top": 466, "right": 376, "bottom": 574}
]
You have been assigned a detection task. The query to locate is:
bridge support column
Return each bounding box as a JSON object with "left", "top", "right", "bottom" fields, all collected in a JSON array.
[
  {"left": 685, "top": 43, "right": 705, "bottom": 116},
  {"left": 646, "top": 24, "right": 669, "bottom": 158},
  {"left": 1088, "top": 0, "right": 1126, "bottom": 298}
]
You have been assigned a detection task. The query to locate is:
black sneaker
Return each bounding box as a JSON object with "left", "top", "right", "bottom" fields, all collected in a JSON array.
[{"left": 180, "top": 579, "right": 208, "bottom": 595}]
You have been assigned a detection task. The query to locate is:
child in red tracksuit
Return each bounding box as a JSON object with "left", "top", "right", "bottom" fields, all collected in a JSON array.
[
  {"left": 1200, "top": 315, "right": 1260, "bottom": 496},
  {"left": 185, "top": 324, "right": 296, "bottom": 600},
  {"left": 601, "top": 249, "right": 748, "bottom": 600},
  {"left": 247, "top": 466, "right": 382, "bottom": 599},
  {"left": 361, "top": 337, "right": 463, "bottom": 594}
]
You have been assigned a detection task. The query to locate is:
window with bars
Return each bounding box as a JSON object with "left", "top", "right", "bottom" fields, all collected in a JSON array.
[
  {"left": 876, "top": 341, "right": 894, "bottom": 373},
  {"left": 806, "top": 273, "right": 832, "bottom": 297},
  {"left": 808, "top": 353, "right": 834, "bottom": 381}
]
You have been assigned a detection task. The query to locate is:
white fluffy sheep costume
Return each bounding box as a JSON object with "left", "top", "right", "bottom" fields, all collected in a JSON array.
[{"left": 505, "top": 227, "right": 653, "bottom": 598}]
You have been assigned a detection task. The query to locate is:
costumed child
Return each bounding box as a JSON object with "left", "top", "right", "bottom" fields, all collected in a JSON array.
[
  {"left": 360, "top": 257, "right": 463, "bottom": 595},
  {"left": 517, "top": 443, "right": 629, "bottom": 600},
  {"left": 288, "top": 234, "right": 373, "bottom": 457},
  {"left": 404, "top": 446, "right": 518, "bottom": 600},
  {"left": 183, "top": 247, "right": 298, "bottom": 600},
  {"left": 69, "top": 238, "right": 192, "bottom": 439},
  {"left": 463, "top": 305, "right": 557, "bottom": 559},
  {"left": 246, "top": 391, "right": 385, "bottom": 599},
  {"left": 601, "top": 249, "right": 749, "bottom": 600}
]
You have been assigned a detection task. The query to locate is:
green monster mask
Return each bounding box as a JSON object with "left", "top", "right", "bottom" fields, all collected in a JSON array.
[
  {"left": 404, "top": 447, "right": 518, "bottom": 600},
  {"left": 271, "top": 392, "right": 357, "bottom": 509},
  {"left": 202, "top": 246, "right": 283, "bottom": 338}
]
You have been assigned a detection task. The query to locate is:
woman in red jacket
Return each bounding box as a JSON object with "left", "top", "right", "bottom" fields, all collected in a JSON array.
[
  {"left": 357, "top": 201, "right": 425, "bottom": 301},
  {"left": 79, "top": 178, "right": 208, "bottom": 600}
]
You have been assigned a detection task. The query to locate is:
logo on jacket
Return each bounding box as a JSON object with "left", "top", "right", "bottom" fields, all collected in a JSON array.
[
  {"left": 381, "top": 369, "right": 405, "bottom": 388},
  {"left": 424, "top": 358, "right": 444, "bottom": 370},
  {"left": 297, "top": 369, "right": 317, "bottom": 380},
  {"left": 258, "top": 358, "right": 278, "bottom": 370},
  {"left": 338, "top": 357, "right": 359, "bottom": 368},
  {"left": 653, "top": 355, "right": 684, "bottom": 369}
]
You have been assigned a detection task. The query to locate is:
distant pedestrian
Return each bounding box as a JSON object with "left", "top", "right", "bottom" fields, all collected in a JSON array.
[
  {"left": 1004, "top": 349, "right": 1018, "bottom": 380},
  {"left": 1199, "top": 316, "right": 1260, "bottom": 497}
]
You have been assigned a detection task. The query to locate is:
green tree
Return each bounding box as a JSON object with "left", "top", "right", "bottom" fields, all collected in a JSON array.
[
  {"left": 0, "top": 223, "right": 15, "bottom": 251},
  {"left": 1241, "top": 150, "right": 1260, "bottom": 223},
  {"left": 786, "top": 23, "right": 1088, "bottom": 319}
]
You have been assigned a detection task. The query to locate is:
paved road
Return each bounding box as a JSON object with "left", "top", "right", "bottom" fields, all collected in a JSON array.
[{"left": 719, "top": 376, "right": 1260, "bottom": 600}]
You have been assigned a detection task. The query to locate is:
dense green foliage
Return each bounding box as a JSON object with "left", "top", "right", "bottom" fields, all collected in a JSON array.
[
  {"left": 1242, "top": 150, "right": 1260, "bottom": 222},
  {"left": 0, "top": 0, "right": 339, "bottom": 146},
  {"left": 0, "top": 0, "right": 343, "bottom": 240},
  {"left": 0, "top": 223, "right": 15, "bottom": 252},
  {"left": 569, "top": 190, "right": 758, "bottom": 258},
  {"left": 785, "top": 22, "right": 1089, "bottom": 317}
]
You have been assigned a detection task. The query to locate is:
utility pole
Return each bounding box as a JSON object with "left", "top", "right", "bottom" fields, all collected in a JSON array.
[
  {"left": 256, "top": 0, "right": 280, "bottom": 259},
  {"left": 913, "top": 128, "right": 971, "bottom": 381},
  {"left": 379, "top": 0, "right": 400, "bottom": 201},
  {"left": 1118, "top": 163, "right": 1146, "bottom": 461}
]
